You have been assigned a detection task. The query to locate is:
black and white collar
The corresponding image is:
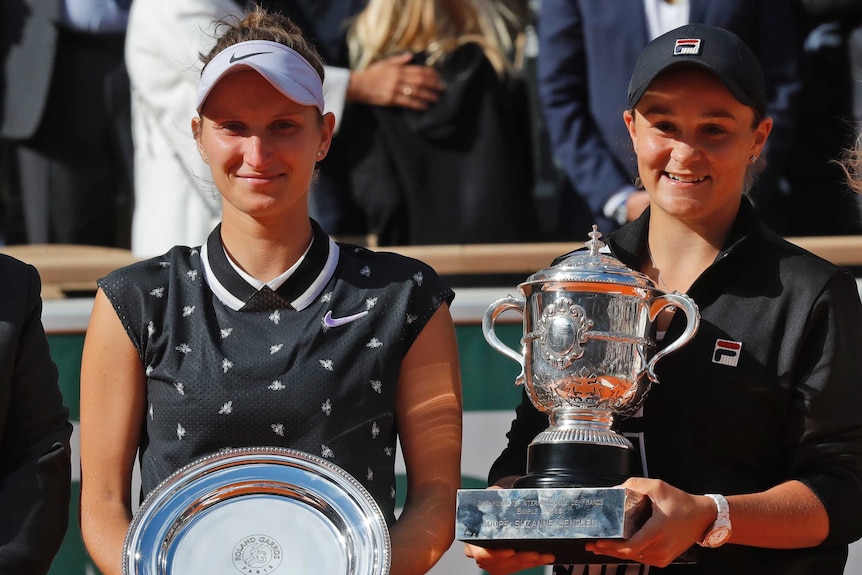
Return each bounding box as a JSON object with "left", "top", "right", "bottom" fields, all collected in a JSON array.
[{"left": 201, "top": 220, "right": 339, "bottom": 311}]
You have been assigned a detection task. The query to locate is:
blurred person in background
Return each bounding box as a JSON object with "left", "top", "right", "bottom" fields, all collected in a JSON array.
[
  {"left": 1, "top": 0, "right": 133, "bottom": 247},
  {"left": 0, "top": 254, "right": 72, "bottom": 574},
  {"left": 341, "top": 0, "right": 540, "bottom": 247},
  {"left": 782, "top": 0, "right": 862, "bottom": 236},
  {"left": 125, "top": 0, "right": 242, "bottom": 257}
]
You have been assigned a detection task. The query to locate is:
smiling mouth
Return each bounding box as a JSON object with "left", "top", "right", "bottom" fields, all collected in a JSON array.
[
  {"left": 665, "top": 173, "right": 706, "bottom": 183},
  {"left": 238, "top": 173, "right": 282, "bottom": 181}
]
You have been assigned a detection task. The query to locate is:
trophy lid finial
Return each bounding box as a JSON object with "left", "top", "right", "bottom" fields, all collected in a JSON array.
[{"left": 586, "top": 225, "right": 605, "bottom": 256}]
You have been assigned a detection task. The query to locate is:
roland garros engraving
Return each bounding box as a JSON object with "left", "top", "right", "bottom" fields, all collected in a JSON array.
[{"left": 232, "top": 534, "right": 283, "bottom": 574}]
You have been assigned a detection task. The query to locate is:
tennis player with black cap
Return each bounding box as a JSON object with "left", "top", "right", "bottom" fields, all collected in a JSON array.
[{"left": 466, "top": 22, "right": 862, "bottom": 575}]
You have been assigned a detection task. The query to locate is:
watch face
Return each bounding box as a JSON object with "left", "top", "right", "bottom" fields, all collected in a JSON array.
[{"left": 706, "top": 525, "right": 731, "bottom": 547}]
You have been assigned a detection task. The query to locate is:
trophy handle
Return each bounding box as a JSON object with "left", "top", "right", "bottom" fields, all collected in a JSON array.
[
  {"left": 482, "top": 296, "right": 527, "bottom": 385},
  {"left": 645, "top": 292, "right": 700, "bottom": 382}
]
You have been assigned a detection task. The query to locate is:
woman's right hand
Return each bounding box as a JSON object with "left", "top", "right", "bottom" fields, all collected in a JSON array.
[
  {"left": 464, "top": 543, "right": 555, "bottom": 575},
  {"left": 347, "top": 52, "right": 445, "bottom": 110}
]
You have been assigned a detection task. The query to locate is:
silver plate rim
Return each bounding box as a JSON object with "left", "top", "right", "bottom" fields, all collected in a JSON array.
[{"left": 122, "top": 446, "right": 391, "bottom": 575}]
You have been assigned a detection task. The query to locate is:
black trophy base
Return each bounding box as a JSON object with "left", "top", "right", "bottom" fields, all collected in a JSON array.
[{"left": 514, "top": 441, "right": 632, "bottom": 489}]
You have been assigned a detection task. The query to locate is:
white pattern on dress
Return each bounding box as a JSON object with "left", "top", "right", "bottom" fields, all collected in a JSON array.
[
  {"left": 150, "top": 287, "right": 165, "bottom": 298},
  {"left": 270, "top": 344, "right": 283, "bottom": 355},
  {"left": 370, "top": 380, "right": 383, "bottom": 394},
  {"left": 365, "top": 297, "right": 378, "bottom": 310},
  {"left": 220, "top": 328, "right": 232, "bottom": 339},
  {"left": 406, "top": 314, "right": 417, "bottom": 325},
  {"left": 146, "top": 366, "right": 154, "bottom": 376},
  {"left": 321, "top": 399, "right": 332, "bottom": 415},
  {"left": 321, "top": 444, "right": 334, "bottom": 458},
  {"left": 371, "top": 421, "right": 380, "bottom": 438},
  {"left": 413, "top": 271, "right": 424, "bottom": 286},
  {"left": 321, "top": 291, "right": 333, "bottom": 303},
  {"left": 187, "top": 270, "right": 198, "bottom": 281},
  {"left": 367, "top": 468, "right": 374, "bottom": 481},
  {"left": 360, "top": 266, "right": 371, "bottom": 277},
  {"left": 149, "top": 404, "right": 154, "bottom": 419},
  {"left": 221, "top": 358, "right": 233, "bottom": 373},
  {"left": 173, "top": 382, "right": 185, "bottom": 395},
  {"left": 385, "top": 447, "right": 394, "bottom": 457},
  {"left": 269, "top": 310, "right": 281, "bottom": 325},
  {"left": 182, "top": 306, "right": 195, "bottom": 317},
  {"left": 177, "top": 423, "right": 186, "bottom": 440},
  {"left": 175, "top": 343, "right": 191, "bottom": 354},
  {"left": 159, "top": 261, "right": 170, "bottom": 268},
  {"left": 219, "top": 401, "right": 233, "bottom": 415},
  {"left": 366, "top": 338, "right": 383, "bottom": 349},
  {"left": 320, "top": 359, "right": 334, "bottom": 371},
  {"left": 271, "top": 423, "right": 285, "bottom": 436},
  {"left": 147, "top": 321, "right": 156, "bottom": 337},
  {"left": 269, "top": 380, "right": 285, "bottom": 391}
]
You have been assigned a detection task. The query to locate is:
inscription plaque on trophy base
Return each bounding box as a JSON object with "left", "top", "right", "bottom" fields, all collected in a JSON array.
[{"left": 456, "top": 487, "right": 651, "bottom": 565}]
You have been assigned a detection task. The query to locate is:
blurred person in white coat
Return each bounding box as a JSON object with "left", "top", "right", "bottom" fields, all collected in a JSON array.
[{"left": 125, "top": 0, "right": 242, "bottom": 257}]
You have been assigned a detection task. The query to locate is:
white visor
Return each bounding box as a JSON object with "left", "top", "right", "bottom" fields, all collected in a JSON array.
[{"left": 197, "top": 40, "right": 325, "bottom": 114}]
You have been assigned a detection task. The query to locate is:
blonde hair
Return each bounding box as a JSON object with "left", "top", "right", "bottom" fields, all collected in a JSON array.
[
  {"left": 843, "top": 129, "right": 862, "bottom": 195},
  {"left": 347, "top": 0, "right": 515, "bottom": 77}
]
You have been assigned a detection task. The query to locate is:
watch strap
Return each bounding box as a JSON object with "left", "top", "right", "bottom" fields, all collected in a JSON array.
[{"left": 698, "top": 493, "right": 731, "bottom": 547}]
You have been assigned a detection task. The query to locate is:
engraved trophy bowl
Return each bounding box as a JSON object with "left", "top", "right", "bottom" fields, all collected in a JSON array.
[{"left": 483, "top": 226, "right": 700, "bottom": 488}]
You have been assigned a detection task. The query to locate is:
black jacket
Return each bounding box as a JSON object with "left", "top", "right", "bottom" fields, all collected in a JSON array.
[
  {"left": 0, "top": 255, "right": 72, "bottom": 574},
  {"left": 344, "top": 43, "right": 540, "bottom": 246}
]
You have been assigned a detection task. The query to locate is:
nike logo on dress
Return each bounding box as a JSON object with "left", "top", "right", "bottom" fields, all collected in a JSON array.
[
  {"left": 230, "top": 51, "right": 272, "bottom": 63},
  {"left": 323, "top": 310, "right": 369, "bottom": 328}
]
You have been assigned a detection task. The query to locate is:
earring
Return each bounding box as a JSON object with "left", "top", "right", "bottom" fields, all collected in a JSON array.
[
  {"left": 749, "top": 155, "right": 758, "bottom": 163},
  {"left": 317, "top": 151, "right": 325, "bottom": 158}
]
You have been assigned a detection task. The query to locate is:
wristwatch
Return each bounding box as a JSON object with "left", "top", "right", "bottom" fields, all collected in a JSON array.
[{"left": 698, "top": 493, "right": 731, "bottom": 548}]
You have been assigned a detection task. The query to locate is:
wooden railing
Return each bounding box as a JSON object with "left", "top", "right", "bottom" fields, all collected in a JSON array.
[{"left": 3, "top": 235, "right": 862, "bottom": 298}]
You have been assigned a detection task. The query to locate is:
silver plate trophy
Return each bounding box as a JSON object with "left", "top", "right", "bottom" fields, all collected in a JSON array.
[
  {"left": 456, "top": 227, "right": 700, "bottom": 564},
  {"left": 123, "top": 447, "right": 391, "bottom": 575}
]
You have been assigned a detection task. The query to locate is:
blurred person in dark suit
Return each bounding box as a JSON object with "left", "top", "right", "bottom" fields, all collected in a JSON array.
[
  {"left": 782, "top": 0, "right": 862, "bottom": 236},
  {"left": 1, "top": 0, "right": 133, "bottom": 247},
  {"left": 0, "top": 254, "right": 72, "bottom": 573}
]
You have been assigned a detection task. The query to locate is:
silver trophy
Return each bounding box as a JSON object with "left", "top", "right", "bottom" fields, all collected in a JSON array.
[{"left": 456, "top": 227, "right": 700, "bottom": 563}]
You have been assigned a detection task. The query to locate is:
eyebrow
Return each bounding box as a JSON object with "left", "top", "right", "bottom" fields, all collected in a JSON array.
[{"left": 641, "top": 104, "right": 738, "bottom": 122}]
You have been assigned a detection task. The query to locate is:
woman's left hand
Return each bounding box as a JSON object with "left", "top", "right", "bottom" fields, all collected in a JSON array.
[{"left": 585, "top": 477, "right": 716, "bottom": 567}]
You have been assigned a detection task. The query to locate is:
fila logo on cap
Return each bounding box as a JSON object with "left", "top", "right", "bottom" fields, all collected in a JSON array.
[
  {"left": 674, "top": 38, "right": 702, "bottom": 56},
  {"left": 712, "top": 339, "right": 742, "bottom": 367}
]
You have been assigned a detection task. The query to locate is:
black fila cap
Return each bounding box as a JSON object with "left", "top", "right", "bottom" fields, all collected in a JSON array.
[{"left": 627, "top": 23, "right": 766, "bottom": 116}]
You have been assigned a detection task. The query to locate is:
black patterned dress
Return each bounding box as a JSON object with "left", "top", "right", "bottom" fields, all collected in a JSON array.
[{"left": 98, "top": 220, "right": 454, "bottom": 525}]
